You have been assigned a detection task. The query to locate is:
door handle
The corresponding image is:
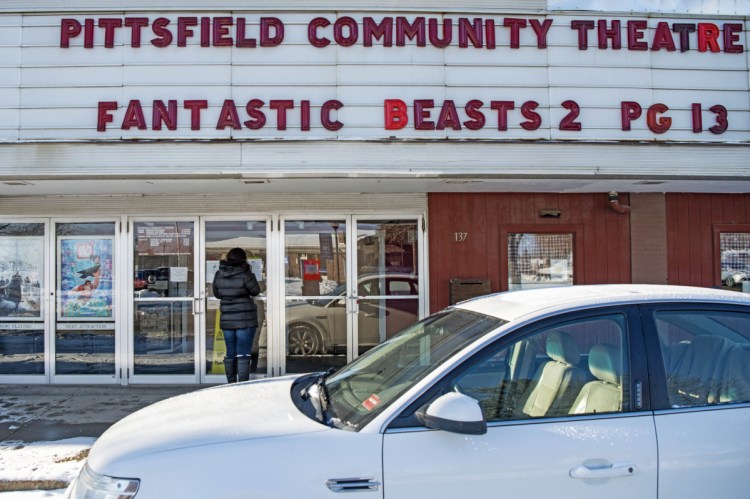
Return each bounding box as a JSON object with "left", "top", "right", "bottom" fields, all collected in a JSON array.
[
  {"left": 346, "top": 296, "right": 359, "bottom": 315},
  {"left": 570, "top": 462, "right": 638, "bottom": 479}
]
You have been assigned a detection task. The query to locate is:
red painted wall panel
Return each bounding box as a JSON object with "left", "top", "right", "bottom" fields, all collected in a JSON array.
[
  {"left": 666, "top": 193, "right": 750, "bottom": 289},
  {"left": 428, "top": 193, "right": 632, "bottom": 313}
]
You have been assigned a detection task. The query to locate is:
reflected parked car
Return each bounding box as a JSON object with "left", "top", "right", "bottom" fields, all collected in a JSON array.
[
  {"left": 66, "top": 285, "right": 750, "bottom": 499},
  {"left": 285, "top": 273, "right": 418, "bottom": 356},
  {"left": 722, "top": 268, "right": 749, "bottom": 288}
]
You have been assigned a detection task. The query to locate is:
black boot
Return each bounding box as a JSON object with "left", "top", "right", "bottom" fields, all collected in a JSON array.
[
  {"left": 223, "top": 357, "right": 237, "bottom": 384},
  {"left": 237, "top": 356, "right": 251, "bottom": 382}
]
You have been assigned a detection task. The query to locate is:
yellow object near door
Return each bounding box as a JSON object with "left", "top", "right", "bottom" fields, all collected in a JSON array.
[{"left": 211, "top": 309, "right": 226, "bottom": 374}]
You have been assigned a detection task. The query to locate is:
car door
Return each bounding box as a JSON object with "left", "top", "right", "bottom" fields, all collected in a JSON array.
[
  {"left": 640, "top": 304, "right": 750, "bottom": 498},
  {"left": 382, "top": 307, "right": 657, "bottom": 499}
]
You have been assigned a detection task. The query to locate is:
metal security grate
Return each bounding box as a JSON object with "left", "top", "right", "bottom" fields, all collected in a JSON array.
[{"left": 508, "top": 233, "right": 573, "bottom": 291}]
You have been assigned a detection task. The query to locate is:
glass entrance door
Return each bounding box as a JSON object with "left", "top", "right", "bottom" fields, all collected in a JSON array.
[
  {"left": 202, "top": 219, "right": 269, "bottom": 382},
  {"left": 283, "top": 219, "right": 348, "bottom": 374},
  {"left": 130, "top": 220, "right": 198, "bottom": 382},
  {"left": 0, "top": 222, "right": 47, "bottom": 380},
  {"left": 281, "top": 217, "right": 424, "bottom": 376},
  {"left": 54, "top": 221, "right": 118, "bottom": 381},
  {"left": 352, "top": 219, "right": 421, "bottom": 356}
]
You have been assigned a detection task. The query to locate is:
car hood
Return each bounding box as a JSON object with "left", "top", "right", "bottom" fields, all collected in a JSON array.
[{"left": 87, "top": 377, "right": 327, "bottom": 471}]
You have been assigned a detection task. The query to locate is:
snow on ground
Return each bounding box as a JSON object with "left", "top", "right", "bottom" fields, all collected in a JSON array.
[
  {"left": 0, "top": 491, "right": 66, "bottom": 498},
  {"left": 0, "top": 438, "right": 94, "bottom": 497}
]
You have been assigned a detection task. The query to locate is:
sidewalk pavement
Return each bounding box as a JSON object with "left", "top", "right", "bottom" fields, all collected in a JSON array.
[
  {"left": 0, "top": 384, "right": 203, "bottom": 443},
  {"left": 0, "top": 384, "right": 205, "bottom": 494}
]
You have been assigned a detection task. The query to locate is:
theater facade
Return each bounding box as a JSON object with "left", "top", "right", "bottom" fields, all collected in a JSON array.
[{"left": 0, "top": 0, "right": 748, "bottom": 384}]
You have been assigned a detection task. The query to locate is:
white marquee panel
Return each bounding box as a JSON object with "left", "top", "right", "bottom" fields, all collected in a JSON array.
[
  {"left": 335, "top": 46, "right": 445, "bottom": 65},
  {"left": 335, "top": 85, "right": 448, "bottom": 105},
  {"left": 21, "top": 46, "right": 123, "bottom": 66},
  {"left": 442, "top": 46, "right": 548, "bottom": 66},
  {"left": 230, "top": 86, "right": 339, "bottom": 102},
  {"left": 230, "top": 45, "right": 336, "bottom": 66},
  {"left": 232, "top": 65, "right": 337, "bottom": 86},
  {"left": 548, "top": 86, "right": 654, "bottom": 106},
  {"left": 0, "top": 11, "right": 745, "bottom": 143},
  {"left": 651, "top": 68, "right": 749, "bottom": 91},
  {"left": 20, "top": 87, "right": 123, "bottom": 110},
  {"left": 123, "top": 64, "right": 232, "bottom": 86},
  {"left": 0, "top": 48, "right": 22, "bottom": 69},
  {"left": 20, "top": 65, "right": 124, "bottom": 88},
  {"left": 338, "top": 64, "right": 446, "bottom": 86},
  {"left": 446, "top": 65, "right": 550, "bottom": 87}
]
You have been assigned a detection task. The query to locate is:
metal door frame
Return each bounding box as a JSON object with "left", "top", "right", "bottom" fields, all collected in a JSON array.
[
  {"left": 198, "top": 215, "right": 273, "bottom": 383},
  {"left": 50, "top": 217, "right": 122, "bottom": 385},
  {"left": 349, "top": 215, "right": 427, "bottom": 360},
  {"left": 277, "top": 214, "right": 428, "bottom": 375},
  {"left": 126, "top": 217, "right": 200, "bottom": 385}
]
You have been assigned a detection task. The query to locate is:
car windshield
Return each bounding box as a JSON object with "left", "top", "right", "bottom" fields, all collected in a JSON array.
[{"left": 323, "top": 309, "right": 505, "bottom": 430}]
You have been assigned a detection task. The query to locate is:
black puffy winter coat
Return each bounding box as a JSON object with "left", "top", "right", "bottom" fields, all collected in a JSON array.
[{"left": 212, "top": 260, "right": 261, "bottom": 329}]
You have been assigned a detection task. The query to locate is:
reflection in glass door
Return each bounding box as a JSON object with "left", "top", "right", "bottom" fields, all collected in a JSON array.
[
  {"left": 354, "top": 219, "right": 420, "bottom": 356},
  {"left": 284, "top": 220, "right": 348, "bottom": 374},
  {"left": 282, "top": 218, "right": 423, "bottom": 375},
  {"left": 203, "top": 220, "right": 268, "bottom": 381},
  {"left": 131, "top": 221, "right": 197, "bottom": 378}
]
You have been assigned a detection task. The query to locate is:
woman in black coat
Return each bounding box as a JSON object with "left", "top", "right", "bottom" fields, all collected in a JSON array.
[{"left": 212, "top": 247, "right": 261, "bottom": 383}]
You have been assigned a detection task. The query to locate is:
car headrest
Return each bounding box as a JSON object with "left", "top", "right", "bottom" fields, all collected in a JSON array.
[
  {"left": 588, "top": 344, "right": 621, "bottom": 385},
  {"left": 546, "top": 331, "right": 580, "bottom": 366}
]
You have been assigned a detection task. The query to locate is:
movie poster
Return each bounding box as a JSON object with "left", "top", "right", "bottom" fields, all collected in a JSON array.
[
  {"left": 0, "top": 237, "right": 43, "bottom": 320},
  {"left": 58, "top": 237, "right": 114, "bottom": 319}
]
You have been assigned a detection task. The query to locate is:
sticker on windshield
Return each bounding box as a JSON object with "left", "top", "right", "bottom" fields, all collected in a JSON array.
[{"left": 362, "top": 394, "right": 381, "bottom": 411}]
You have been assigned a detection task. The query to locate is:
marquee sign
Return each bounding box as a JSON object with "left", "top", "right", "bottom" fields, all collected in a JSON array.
[{"left": 2, "top": 13, "right": 748, "bottom": 141}]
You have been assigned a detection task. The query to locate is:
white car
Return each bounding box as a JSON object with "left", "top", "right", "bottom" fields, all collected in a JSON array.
[{"left": 67, "top": 285, "right": 750, "bottom": 499}]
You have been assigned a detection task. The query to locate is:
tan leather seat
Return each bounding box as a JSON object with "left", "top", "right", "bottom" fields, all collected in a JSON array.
[
  {"left": 515, "top": 331, "right": 587, "bottom": 418},
  {"left": 718, "top": 344, "right": 750, "bottom": 404},
  {"left": 569, "top": 344, "right": 622, "bottom": 415},
  {"left": 666, "top": 335, "right": 734, "bottom": 406}
]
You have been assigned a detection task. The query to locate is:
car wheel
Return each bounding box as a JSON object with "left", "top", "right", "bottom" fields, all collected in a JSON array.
[
  {"left": 287, "top": 323, "right": 323, "bottom": 356},
  {"left": 724, "top": 277, "right": 735, "bottom": 287}
]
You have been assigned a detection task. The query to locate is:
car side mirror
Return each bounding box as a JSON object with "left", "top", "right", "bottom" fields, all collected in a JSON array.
[{"left": 417, "top": 392, "right": 487, "bottom": 435}]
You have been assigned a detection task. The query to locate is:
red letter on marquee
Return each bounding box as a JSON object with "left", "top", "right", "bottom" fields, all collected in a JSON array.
[
  {"left": 184, "top": 100, "right": 208, "bottom": 130},
  {"left": 269, "top": 100, "right": 294, "bottom": 130},
  {"left": 384, "top": 99, "right": 408, "bottom": 130},
  {"left": 308, "top": 17, "right": 330, "bottom": 48},
  {"left": 60, "top": 19, "right": 82, "bottom": 48},
  {"left": 216, "top": 99, "right": 242, "bottom": 130},
  {"left": 647, "top": 103, "right": 671, "bottom": 134},
  {"left": 322, "top": 100, "right": 344, "bottom": 131},
  {"left": 698, "top": 23, "right": 720, "bottom": 52},
  {"left": 121, "top": 100, "right": 147, "bottom": 130},
  {"left": 97, "top": 101, "right": 118, "bottom": 131},
  {"left": 621, "top": 101, "right": 642, "bottom": 131}
]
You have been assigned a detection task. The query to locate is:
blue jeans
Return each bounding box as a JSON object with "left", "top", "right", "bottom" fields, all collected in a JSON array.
[{"left": 223, "top": 327, "right": 257, "bottom": 358}]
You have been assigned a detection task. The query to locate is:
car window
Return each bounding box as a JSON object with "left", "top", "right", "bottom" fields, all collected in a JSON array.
[
  {"left": 324, "top": 309, "right": 505, "bottom": 430},
  {"left": 652, "top": 310, "right": 750, "bottom": 408},
  {"left": 451, "top": 313, "right": 630, "bottom": 422},
  {"left": 389, "top": 279, "right": 414, "bottom": 295}
]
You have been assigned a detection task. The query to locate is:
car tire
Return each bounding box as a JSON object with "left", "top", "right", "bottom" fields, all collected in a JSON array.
[
  {"left": 287, "top": 323, "right": 323, "bottom": 356},
  {"left": 724, "top": 277, "right": 735, "bottom": 287}
]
